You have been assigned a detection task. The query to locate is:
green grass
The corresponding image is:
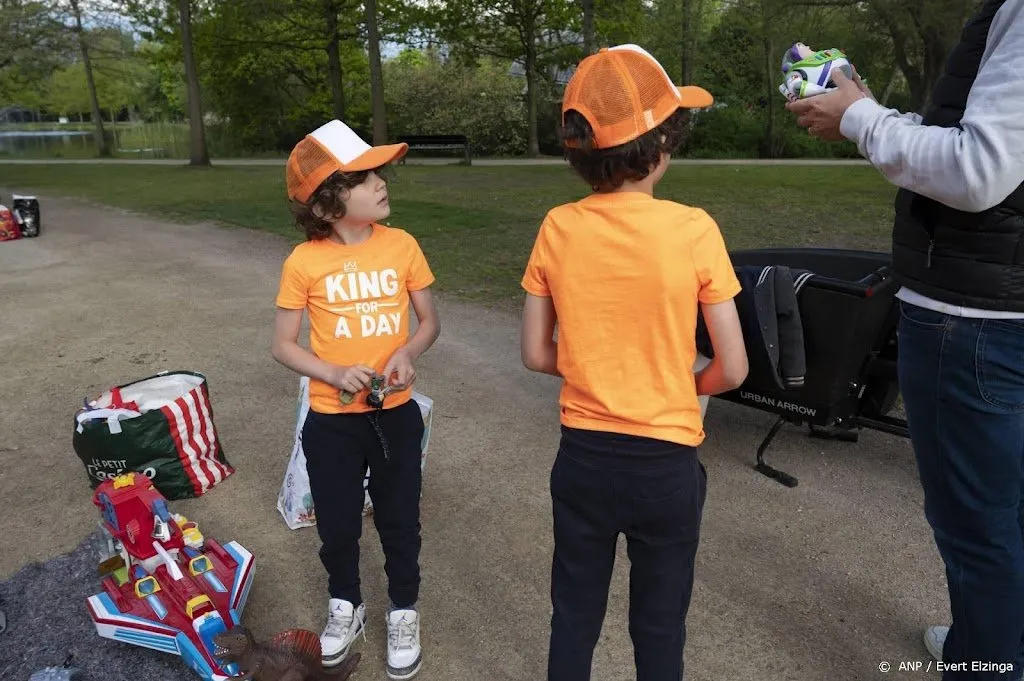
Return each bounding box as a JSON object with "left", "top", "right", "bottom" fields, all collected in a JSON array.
[{"left": 0, "top": 163, "right": 898, "bottom": 305}]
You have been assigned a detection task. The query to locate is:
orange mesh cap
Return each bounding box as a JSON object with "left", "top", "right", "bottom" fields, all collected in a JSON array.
[
  {"left": 286, "top": 119, "right": 408, "bottom": 202},
  {"left": 562, "top": 44, "right": 713, "bottom": 149}
]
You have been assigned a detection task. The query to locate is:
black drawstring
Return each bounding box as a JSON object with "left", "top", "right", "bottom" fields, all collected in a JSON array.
[
  {"left": 366, "top": 406, "right": 391, "bottom": 463},
  {"left": 344, "top": 376, "right": 393, "bottom": 462}
]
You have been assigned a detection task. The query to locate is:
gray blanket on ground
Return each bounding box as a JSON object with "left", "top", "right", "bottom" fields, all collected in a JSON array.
[{"left": 0, "top": 531, "right": 192, "bottom": 681}]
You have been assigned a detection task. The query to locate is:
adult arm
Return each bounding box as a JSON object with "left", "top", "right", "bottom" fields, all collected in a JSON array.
[{"left": 839, "top": 3, "right": 1024, "bottom": 212}]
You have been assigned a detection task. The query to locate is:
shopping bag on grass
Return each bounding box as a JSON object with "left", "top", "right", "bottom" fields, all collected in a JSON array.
[
  {"left": 73, "top": 371, "right": 234, "bottom": 500},
  {"left": 277, "top": 375, "right": 434, "bottom": 530}
]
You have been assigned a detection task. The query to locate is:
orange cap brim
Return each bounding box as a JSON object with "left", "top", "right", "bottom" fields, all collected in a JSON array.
[
  {"left": 338, "top": 142, "right": 409, "bottom": 171},
  {"left": 678, "top": 85, "right": 713, "bottom": 109}
]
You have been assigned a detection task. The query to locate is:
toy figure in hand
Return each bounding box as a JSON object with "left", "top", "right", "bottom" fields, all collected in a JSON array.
[{"left": 779, "top": 43, "right": 855, "bottom": 102}]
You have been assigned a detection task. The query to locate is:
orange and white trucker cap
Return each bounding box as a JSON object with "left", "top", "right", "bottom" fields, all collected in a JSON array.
[
  {"left": 286, "top": 119, "right": 408, "bottom": 202},
  {"left": 561, "top": 44, "right": 713, "bottom": 149}
]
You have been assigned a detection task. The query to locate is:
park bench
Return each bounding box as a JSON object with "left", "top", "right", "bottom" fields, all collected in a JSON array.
[
  {"left": 116, "top": 147, "right": 168, "bottom": 158},
  {"left": 396, "top": 134, "right": 471, "bottom": 165}
]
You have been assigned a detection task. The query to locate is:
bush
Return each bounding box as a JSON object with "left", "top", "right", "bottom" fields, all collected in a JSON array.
[
  {"left": 685, "top": 104, "right": 861, "bottom": 159},
  {"left": 384, "top": 50, "right": 529, "bottom": 157},
  {"left": 685, "top": 105, "right": 764, "bottom": 158}
]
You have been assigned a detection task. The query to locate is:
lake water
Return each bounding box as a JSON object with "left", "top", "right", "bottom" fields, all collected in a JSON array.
[
  {"left": 0, "top": 130, "right": 96, "bottom": 157},
  {"left": 0, "top": 124, "right": 264, "bottom": 159}
]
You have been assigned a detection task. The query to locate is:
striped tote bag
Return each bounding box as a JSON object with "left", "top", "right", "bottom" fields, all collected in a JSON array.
[{"left": 73, "top": 371, "right": 234, "bottom": 500}]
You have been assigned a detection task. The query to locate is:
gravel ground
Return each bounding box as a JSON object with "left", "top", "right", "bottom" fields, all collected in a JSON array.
[{"left": 0, "top": 531, "right": 193, "bottom": 681}]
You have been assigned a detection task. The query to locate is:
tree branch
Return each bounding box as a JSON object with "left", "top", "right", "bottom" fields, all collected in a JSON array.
[
  {"left": 471, "top": 40, "right": 517, "bottom": 60},
  {"left": 869, "top": 0, "right": 918, "bottom": 76},
  {"left": 214, "top": 35, "right": 345, "bottom": 52},
  {"left": 284, "top": 64, "right": 318, "bottom": 90}
]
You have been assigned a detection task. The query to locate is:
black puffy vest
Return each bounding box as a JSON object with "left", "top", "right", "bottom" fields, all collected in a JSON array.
[{"left": 891, "top": 0, "right": 1024, "bottom": 312}]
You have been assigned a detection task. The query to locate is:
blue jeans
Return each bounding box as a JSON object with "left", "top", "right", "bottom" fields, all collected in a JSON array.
[{"left": 897, "top": 301, "right": 1024, "bottom": 680}]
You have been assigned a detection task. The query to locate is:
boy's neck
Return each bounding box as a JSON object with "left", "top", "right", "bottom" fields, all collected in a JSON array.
[
  {"left": 329, "top": 221, "right": 374, "bottom": 246},
  {"left": 606, "top": 176, "right": 656, "bottom": 196}
]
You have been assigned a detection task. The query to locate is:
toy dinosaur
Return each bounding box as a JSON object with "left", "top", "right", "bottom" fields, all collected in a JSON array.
[{"left": 213, "top": 627, "right": 360, "bottom": 681}]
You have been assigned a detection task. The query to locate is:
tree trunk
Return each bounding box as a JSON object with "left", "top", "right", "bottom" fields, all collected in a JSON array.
[
  {"left": 762, "top": 34, "right": 778, "bottom": 158},
  {"left": 582, "top": 0, "right": 595, "bottom": 54},
  {"left": 177, "top": 0, "right": 210, "bottom": 166},
  {"left": 879, "top": 66, "right": 898, "bottom": 107},
  {"left": 914, "top": 39, "right": 947, "bottom": 113},
  {"left": 524, "top": 11, "right": 540, "bottom": 157},
  {"left": 681, "top": 0, "right": 693, "bottom": 84},
  {"left": 325, "top": 1, "right": 346, "bottom": 120},
  {"left": 365, "top": 0, "right": 388, "bottom": 143},
  {"left": 70, "top": 0, "right": 109, "bottom": 157},
  {"left": 867, "top": 0, "right": 949, "bottom": 113}
]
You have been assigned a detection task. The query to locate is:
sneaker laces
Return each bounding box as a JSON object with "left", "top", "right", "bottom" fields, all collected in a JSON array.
[
  {"left": 324, "top": 608, "right": 353, "bottom": 640},
  {"left": 388, "top": 614, "right": 418, "bottom": 651}
]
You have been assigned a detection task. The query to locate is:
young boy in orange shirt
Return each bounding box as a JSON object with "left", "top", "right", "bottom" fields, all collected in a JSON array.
[
  {"left": 520, "top": 45, "right": 749, "bottom": 681},
  {"left": 272, "top": 119, "right": 440, "bottom": 679}
]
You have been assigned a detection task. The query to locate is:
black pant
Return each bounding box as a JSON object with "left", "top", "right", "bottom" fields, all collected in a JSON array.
[
  {"left": 302, "top": 399, "right": 424, "bottom": 609},
  {"left": 548, "top": 426, "right": 707, "bottom": 681}
]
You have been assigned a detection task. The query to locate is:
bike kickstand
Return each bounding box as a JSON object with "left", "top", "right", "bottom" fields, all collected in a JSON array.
[{"left": 754, "top": 416, "right": 799, "bottom": 488}]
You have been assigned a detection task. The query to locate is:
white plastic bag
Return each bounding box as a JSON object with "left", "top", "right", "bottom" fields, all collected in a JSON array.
[
  {"left": 277, "top": 376, "right": 434, "bottom": 530},
  {"left": 695, "top": 353, "right": 711, "bottom": 419}
]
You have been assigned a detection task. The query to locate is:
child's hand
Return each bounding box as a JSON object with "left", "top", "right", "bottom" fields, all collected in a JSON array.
[
  {"left": 383, "top": 347, "right": 416, "bottom": 390},
  {"left": 326, "top": 364, "right": 374, "bottom": 394}
]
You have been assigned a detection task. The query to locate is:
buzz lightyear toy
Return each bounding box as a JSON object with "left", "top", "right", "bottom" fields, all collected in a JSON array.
[{"left": 779, "top": 42, "right": 855, "bottom": 101}]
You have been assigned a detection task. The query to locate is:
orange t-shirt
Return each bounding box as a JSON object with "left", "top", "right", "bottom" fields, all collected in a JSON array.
[
  {"left": 276, "top": 224, "right": 435, "bottom": 414},
  {"left": 521, "top": 192, "right": 741, "bottom": 447}
]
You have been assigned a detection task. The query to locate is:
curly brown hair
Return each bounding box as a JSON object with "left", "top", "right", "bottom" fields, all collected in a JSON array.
[
  {"left": 290, "top": 166, "right": 391, "bottom": 240},
  {"left": 561, "top": 109, "right": 689, "bottom": 192}
]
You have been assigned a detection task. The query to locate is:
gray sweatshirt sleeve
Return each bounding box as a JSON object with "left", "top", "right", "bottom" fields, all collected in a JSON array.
[{"left": 838, "top": 0, "right": 1024, "bottom": 213}]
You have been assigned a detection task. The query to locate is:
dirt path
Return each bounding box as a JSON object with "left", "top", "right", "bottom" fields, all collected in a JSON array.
[{"left": 0, "top": 194, "right": 944, "bottom": 680}]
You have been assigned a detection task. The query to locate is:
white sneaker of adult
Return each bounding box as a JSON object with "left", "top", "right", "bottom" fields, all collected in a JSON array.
[{"left": 924, "top": 625, "right": 948, "bottom": 662}]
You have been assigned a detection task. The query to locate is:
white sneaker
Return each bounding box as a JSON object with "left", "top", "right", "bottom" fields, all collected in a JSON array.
[
  {"left": 924, "top": 625, "right": 948, "bottom": 662},
  {"left": 386, "top": 609, "right": 422, "bottom": 680},
  {"left": 320, "top": 599, "right": 366, "bottom": 667}
]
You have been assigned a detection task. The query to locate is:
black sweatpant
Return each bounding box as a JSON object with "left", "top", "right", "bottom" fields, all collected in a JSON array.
[
  {"left": 548, "top": 426, "right": 707, "bottom": 681},
  {"left": 301, "top": 398, "right": 424, "bottom": 609}
]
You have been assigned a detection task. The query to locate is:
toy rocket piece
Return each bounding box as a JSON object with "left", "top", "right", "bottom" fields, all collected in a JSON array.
[
  {"left": 152, "top": 515, "right": 172, "bottom": 542},
  {"left": 151, "top": 498, "right": 173, "bottom": 542},
  {"left": 153, "top": 541, "right": 185, "bottom": 581},
  {"left": 182, "top": 526, "right": 205, "bottom": 550}
]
